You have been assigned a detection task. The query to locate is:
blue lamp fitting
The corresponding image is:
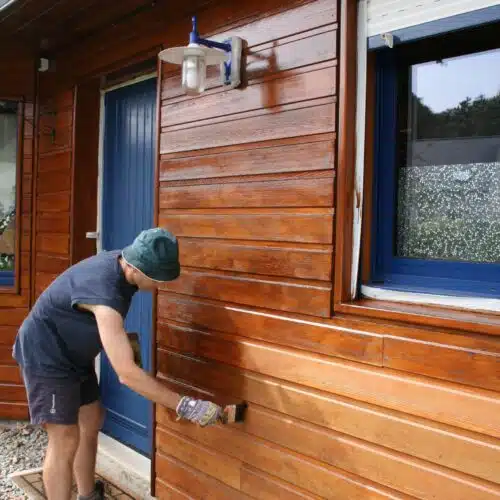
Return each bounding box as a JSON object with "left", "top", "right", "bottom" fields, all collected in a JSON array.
[{"left": 189, "top": 16, "right": 233, "bottom": 84}]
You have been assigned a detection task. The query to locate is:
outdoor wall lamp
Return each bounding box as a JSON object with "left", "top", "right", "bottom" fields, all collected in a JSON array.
[{"left": 158, "top": 16, "right": 243, "bottom": 95}]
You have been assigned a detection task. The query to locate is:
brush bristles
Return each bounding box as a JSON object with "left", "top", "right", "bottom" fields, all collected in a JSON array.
[{"left": 221, "top": 403, "right": 247, "bottom": 424}]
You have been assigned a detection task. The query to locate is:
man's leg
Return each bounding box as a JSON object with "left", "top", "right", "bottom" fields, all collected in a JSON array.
[
  {"left": 73, "top": 400, "right": 104, "bottom": 497},
  {"left": 74, "top": 370, "right": 104, "bottom": 500},
  {"left": 22, "top": 373, "right": 82, "bottom": 500},
  {"left": 43, "top": 423, "right": 80, "bottom": 500}
]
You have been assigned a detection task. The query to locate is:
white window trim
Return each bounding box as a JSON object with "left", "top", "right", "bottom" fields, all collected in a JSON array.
[{"left": 361, "top": 285, "right": 500, "bottom": 313}]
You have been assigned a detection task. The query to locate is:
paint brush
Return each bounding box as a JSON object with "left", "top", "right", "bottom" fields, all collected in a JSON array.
[{"left": 220, "top": 402, "right": 247, "bottom": 424}]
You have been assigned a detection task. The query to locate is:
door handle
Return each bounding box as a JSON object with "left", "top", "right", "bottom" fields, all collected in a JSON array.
[{"left": 86, "top": 231, "right": 99, "bottom": 239}]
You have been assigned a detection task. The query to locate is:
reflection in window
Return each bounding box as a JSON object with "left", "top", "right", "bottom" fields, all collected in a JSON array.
[
  {"left": 396, "top": 48, "right": 500, "bottom": 264},
  {"left": 0, "top": 100, "right": 18, "bottom": 285}
]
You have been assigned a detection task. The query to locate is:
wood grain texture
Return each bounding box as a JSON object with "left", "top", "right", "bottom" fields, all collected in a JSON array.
[
  {"left": 156, "top": 453, "right": 251, "bottom": 500},
  {"left": 37, "top": 169, "right": 71, "bottom": 194},
  {"left": 178, "top": 237, "right": 333, "bottom": 280},
  {"left": 0, "top": 366, "right": 23, "bottom": 384},
  {"left": 157, "top": 427, "right": 243, "bottom": 490},
  {"left": 36, "top": 192, "right": 71, "bottom": 213},
  {"left": 384, "top": 335, "right": 500, "bottom": 393},
  {"left": 160, "top": 172, "right": 334, "bottom": 209},
  {"left": 159, "top": 209, "right": 334, "bottom": 244},
  {"left": 158, "top": 352, "right": 500, "bottom": 485},
  {"left": 160, "top": 101, "right": 336, "bottom": 153},
  {"left": 157, "top": 331, "right": 500, "bottom": 438},
  {"left": 35, "top": 234, "right": 70, "bottom": 255},
  {"left": 37, "top": 213, "right": 71, "bottom": 234},
  {"left": 160, "top": 137, "right": 335, "bottom": 182},
  {"left": 157, "top": 408, "right": 412, "bottom": 500},
  {"left": 162, "top": 62, "right": 336, "bottom": 128},
  {"left": 157, "top": 294, "right": 383, "bottom": 364},
  {"left": 241, "top": 466, "right": 324, "bottom": 500},
  {"left": 161, "top": 268, "right": 332, "bottom": 317}
]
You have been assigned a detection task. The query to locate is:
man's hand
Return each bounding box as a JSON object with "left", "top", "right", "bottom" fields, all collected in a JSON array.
[{"left": 176, "top": 396, "right": 223, "bottom": 427}]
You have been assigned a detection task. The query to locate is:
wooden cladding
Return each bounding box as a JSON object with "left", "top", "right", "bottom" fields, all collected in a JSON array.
[
  {"left": 32, "top": 89, "right": 74, "bottom": 304},
  {"left": 159, "top": 1, "right": 337, "bottom": 319},
  {"left": 154, "top": 1, "right": 500, "bottom": 497}
]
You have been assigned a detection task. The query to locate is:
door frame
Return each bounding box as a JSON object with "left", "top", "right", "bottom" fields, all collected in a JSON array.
[{"left": 94, "top": 72, "right": 157, "bottom": 466}]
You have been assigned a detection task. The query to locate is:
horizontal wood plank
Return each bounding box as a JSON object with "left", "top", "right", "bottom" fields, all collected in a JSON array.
[
  {"left": 157, "top": 294, "right": 382, "bottom": 364},
  {"left": 162, "top": 25, "right": 337, "bottom": 100},
  {"left": 178, "top": 238, "right": 332, "bottom": 280},
  {"left": 0, "top": 365, "right": 22, "bottom": 384},
  {"left": 241, "top": 466, "right": 323, "bottom": 500},
  {"left": 155, "top": 453, "right": 251, "bottom": 500},
  {"left": 157, "top": 352, "right": 500, "bottom": 484},
  {"left": 160, "top": 101, "right": 336, "bottom": 153},
  {"left": 156, "top": 330, "right": 500, "bottom": 438},
  {"left": 0, "top": 309, "right": 27, "bottom": 326},
  {"left": 37, "top": 192, "right": 71, "bottom": 213},
  {"left": 35, "top": 273, "right": 57, "bottom": 295},
  {"left": 157, "top": 427, "right": 242, "bottom": 490},
  {"left": 36, "top": 234, "right": 70, "bottom": 255},
  {"left": 0, "top": 402, "right": 28, "bottom": 420},
  {"left": 35, "top": 254, "right": 70, "bottom": 274},
  {"left": 241, "top": 405, "right": 500, "bottom": 498},
  {"left": 162, "top": 64, "right": 336, "bottom": 128},
  {"left": 0, "top": 326, "right": 19, "bottom": 345},
  {"left": 38, "top": 151, "right": 72, "bottom": 172},
  {"left": 384, "top": 335, "right": 500, "bottom": 393},
  {"left": 0, "top": 294, "right": 29, "bottom": 308},
  {"left": 0, "top": 384, "right": 26, "bottom": 402},
  {"left": 156, "top": 408, "right": 411, "bottom": 499},
  {"left": 159, "top": 209, "right": 334, "bottom": 244},
  {"left": 160, "top": 138, "right": 335, "bottom": 182},
  {"left": 0, "top": 346, "right": 16, "bottom": 364},
  {"left": 160, "top": 173, "right": 334, "bottom": 209},
  {"left": 37, "top": 169, "right": 72, "bottom": 194},
  {"left": 154, "top": 480, "right": 192, "bottom": 500},
  {"left": 161, "top": 269, "right": 332, "bottom": 317},
  {"left": 37, "top": 212, "right": 71, "bottom": 234}
]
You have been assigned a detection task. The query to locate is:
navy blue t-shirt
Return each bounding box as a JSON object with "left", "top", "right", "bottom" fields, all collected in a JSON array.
[{"left": 13, "top": 250, "right": 137, "bottom": 379}]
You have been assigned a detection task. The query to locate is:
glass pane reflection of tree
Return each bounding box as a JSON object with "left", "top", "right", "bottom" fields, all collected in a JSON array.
[{"left": 396, "top": 47, "right": 500, "bottom": 264}]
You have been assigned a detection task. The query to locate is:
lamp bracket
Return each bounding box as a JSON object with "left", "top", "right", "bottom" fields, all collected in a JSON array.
[{"left": 189, "top": 16, "right": 242, "bottom": 88}]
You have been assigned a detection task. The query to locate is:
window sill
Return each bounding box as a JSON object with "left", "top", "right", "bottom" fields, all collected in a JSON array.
[
  {"left": 335, "top": 293, "right": 500, "bottom": 337},
  {"left": 361, "top": 285, "right": 500, "bottom": 314}
]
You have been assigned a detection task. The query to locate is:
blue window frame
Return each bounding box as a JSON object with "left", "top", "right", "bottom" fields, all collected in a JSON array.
[{"left": 369, "top": 26, "right": 500, "bottom": 299}]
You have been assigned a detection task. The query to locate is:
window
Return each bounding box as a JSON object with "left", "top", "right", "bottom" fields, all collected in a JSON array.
[
  {"left": 0, "top": 100, "right": 20, "bottom": 288},
  {"left": 368, "top": 27, "right": 500, "bottom": 299}
]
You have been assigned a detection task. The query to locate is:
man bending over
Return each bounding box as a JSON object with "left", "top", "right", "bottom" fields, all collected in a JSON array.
[{"left": 13, "top": 228, "right": 224, "bottom": 500}]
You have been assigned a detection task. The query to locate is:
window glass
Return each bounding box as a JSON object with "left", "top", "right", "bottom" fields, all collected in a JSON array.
[
  {"left": 0, "top": 100, "right": 18, "bottom": 283},
  {"left": 395, "top": 48, "right": 500, "bottom": 264}
]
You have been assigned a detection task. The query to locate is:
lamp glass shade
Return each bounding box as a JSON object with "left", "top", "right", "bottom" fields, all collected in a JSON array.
[{"left": 182, "top": 55, "right": 206, "bottom": 95}]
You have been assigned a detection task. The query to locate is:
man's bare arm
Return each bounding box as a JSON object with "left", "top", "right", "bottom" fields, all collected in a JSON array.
[{"left": 79, "top": 303, "right": 181, "bottom": 410}]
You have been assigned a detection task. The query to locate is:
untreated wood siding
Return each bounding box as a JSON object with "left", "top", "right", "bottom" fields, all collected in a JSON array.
[{"left": 155, "top": 1, "right": 500, "bottom": 498}]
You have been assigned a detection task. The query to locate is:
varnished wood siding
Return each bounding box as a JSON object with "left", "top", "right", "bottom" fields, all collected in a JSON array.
[
  {"left": 156, "top": 1, "right": 500, "bottom": 499},
  {"left": 33, "top": 89, "right": 74, "bottom": 301},
  {"left": 0, "top": 69, "right": 35, "bottom": 419}
]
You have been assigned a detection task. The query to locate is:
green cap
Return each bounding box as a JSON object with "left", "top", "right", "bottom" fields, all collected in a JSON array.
[{"left": 122, "top": 228, "right": 180, "bottom": 282}]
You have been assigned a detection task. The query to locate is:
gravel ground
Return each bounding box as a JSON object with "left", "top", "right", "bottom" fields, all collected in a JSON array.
[{"left": 0, "top": 422, "right": 47, "bottom": 499}]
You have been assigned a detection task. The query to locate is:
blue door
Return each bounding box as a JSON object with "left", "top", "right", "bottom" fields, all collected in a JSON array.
[{"left": 100, "top": 77, "right": 157, "bottom": 456}]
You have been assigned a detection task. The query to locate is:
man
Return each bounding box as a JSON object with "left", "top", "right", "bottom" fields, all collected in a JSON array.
[{"left": 13, "top": 228, "right": 225, "bottom": 500}]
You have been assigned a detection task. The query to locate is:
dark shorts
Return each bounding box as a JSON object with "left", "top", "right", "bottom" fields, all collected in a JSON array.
[{"left": 23, "top": 370, "right": 100, "bottom": 425}]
